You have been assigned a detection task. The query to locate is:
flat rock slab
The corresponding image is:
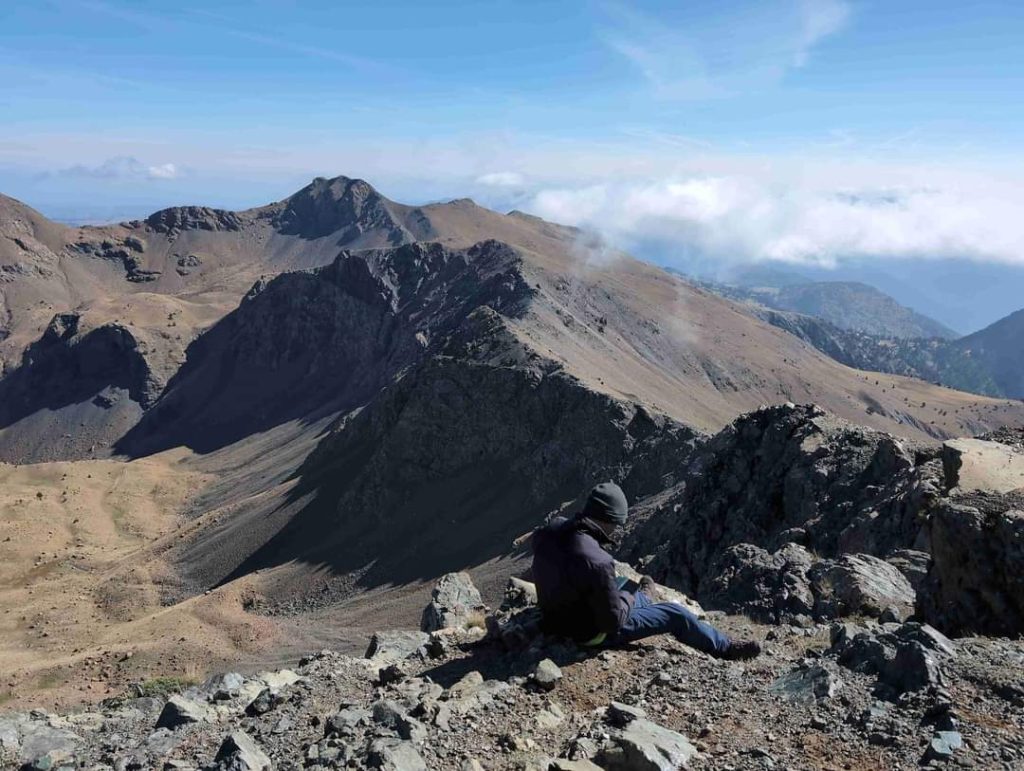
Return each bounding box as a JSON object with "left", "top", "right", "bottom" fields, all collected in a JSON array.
[
  {"left": 365, "top": 631, "right": 430, "bottom": 662},
  {"left": 597, "top": 717, "right": 699, "bottom": 770},
  {"left": 944, "top": 438, "right": 1024, "bottom": 494}
]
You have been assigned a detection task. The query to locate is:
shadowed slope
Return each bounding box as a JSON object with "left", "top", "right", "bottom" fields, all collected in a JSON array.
[{"left": 116, "top": 240, "right": 534, "bottom": 456}]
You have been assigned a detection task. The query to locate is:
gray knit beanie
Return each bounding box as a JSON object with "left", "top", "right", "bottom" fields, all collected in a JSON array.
[{"left": 582, "top": 482, "right": 628, "bottom": 525}]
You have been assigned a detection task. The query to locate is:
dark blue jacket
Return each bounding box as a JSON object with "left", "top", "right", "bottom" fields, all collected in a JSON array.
[{"left": 530, "top": 515, "right": 635, "bottom": 641}]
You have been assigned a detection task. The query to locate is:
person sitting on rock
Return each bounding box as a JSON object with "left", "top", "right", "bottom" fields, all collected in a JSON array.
[{"left": 530, "top": 481, "right": 761, "bottom": 659}]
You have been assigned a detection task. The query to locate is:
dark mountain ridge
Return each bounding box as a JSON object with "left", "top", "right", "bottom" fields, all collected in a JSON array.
[{"left": 693, "top": 273, "right": 957, "bottom": 339}]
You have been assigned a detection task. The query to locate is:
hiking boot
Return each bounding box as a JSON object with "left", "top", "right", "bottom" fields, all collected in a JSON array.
[{"left": 721, "top": 639, "right": 762, "bottom": 660}]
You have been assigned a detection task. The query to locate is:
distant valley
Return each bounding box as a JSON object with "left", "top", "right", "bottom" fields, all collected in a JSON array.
[{"left": 689, "top": 272, "right": 1024, "bottom": 400}]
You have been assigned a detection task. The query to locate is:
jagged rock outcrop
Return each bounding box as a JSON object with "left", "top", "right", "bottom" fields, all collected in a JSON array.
[
  {"left": 623, "top": 402, "right": 1024, "bottom": 635},
  {"left": 69, "top": 235, "right": 161, "bottom": 282},
  {"left": 191, "top": 343, "right": 702, "bottom": 597},
  {"left": 624, "top": 404, "right": 941, "bottom": 614},
  {"left": 143, "top": 205, "right": 243, "bottom": 237}
]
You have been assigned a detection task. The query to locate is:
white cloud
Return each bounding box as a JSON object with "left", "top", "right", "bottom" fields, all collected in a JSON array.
[
  {"left": 146, "top": 162, "right": 179, "bottom": 179},
  {"left": 794, "top": 0, "right": 852, "bottom": 66},
  {"left": 56, "top": 155, "right": 181, "bottom": 180},
  {"left": 476, "top": 171, "right": 525, "bottom": 187},
  {"left": 605, "top": 0, "right": 852, "bottom": 98},
  {"left": 526, "top": 172, "right": 1024, "bottom": 268}
]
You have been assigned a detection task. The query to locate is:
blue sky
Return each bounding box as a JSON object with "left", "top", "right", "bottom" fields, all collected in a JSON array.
[{"left": 3, "top": 0, "right": 1024, "bottom": 330}]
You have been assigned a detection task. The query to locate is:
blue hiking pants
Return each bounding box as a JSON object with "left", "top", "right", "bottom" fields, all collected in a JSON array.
[{"left": 614, "top": 591, "right": 731, "bottom": 655}]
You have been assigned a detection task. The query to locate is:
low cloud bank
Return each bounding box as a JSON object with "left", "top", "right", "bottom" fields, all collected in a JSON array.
[{"left": 526, "top": 174, "right": 1024, "bottom": 268}]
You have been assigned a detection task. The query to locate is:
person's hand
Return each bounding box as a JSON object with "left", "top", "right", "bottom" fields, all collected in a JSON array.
[{"left": 638, "top": 575, "right": 656, "bottom": 593}]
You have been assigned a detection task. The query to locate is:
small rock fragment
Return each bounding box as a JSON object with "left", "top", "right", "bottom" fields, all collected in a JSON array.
[{"left": 533, "top": 659, "right": 562, "bottom": 692}]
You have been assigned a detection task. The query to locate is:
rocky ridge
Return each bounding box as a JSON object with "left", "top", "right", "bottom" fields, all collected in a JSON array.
[{"left": 623, "top": 403, "right": 1024, "bottom": 638}]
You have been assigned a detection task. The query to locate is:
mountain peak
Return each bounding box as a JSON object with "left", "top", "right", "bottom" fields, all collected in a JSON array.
[{"left": 271, "top": 175, "right": 408, "bottom": 243}]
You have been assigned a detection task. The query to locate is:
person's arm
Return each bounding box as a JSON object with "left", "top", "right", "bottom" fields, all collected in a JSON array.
[{"left": 586, "top": 559, "right": 634, "bottom": 635}]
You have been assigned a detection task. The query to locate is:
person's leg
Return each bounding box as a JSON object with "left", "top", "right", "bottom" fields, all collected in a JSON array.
[{"left": 616, "top": 593, "right": 731, "bottom": 655}]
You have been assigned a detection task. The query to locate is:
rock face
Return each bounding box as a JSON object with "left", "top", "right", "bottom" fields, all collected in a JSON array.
[
  {"left": 171, "top": 295, "right": 703, "bottom": 596},
  {"left": 0, "top": 310, "right": 183, "bottom": 461},
  {"left": 625, "top": 404, "right": 941, "bottom": 620},
  {"left": 911, "top": 432, "right": 1024, "bottom": 635},
  {"left": 919, "top": 497, "right": 1024, "bottom": 635},
  {"left": 118, "top": 240, "right": 537, "bottom": 455}
]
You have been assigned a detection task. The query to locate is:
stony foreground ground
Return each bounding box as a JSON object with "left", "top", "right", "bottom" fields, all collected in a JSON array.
[{"left": 2, "top": 606, "right": 1022, "bottom": 771}]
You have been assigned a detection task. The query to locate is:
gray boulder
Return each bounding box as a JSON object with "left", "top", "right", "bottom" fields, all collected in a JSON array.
[
  {"left": 201, "top": 672, "right": 245, "bottom": 701},
  {"left": 3, "top": 717, "right": 81, "bottom": 766},
  {"left": 371, "top": 700, "right": 427, "bottom": 743},
  {"left": 829, "top": 621, "right": 951, "bottom": 694},
  {"left": 421, "top": 572, "right": 485, "bottom": 632},
  {"left": 155, "top": 695, "right": 213, "bottom": 730},
  {"left": 924, "top": 730, "right": 963, "bottom": 763},
  {"left": 809, "top": 553, "right": 915, "bottom": 620},
  {"left": 597, "top": 717, "right": 699, "bottom": 770},
  {"left": 503, "top": 576, "right": 538, "bottom": 610},
  {"left": 365, "top": 630, "right": 431, "bottom": 662},
  {"left": 325, "top": 707, "right": 372, "bottom": 737},
  {"left": 704, "top": 544, "right": 915, "bottom": 623},
  {"left": 213, "top": 730, "right": 271, "bottom": 770},
  {"left": 367, "top": 738, "right": 427, "bottom": 771},
  {"left": 533, "top": 659, "right": 563, "bottom": 692},
  {"left": 769, "top": 665, "right": 842, "bottom": 704},
  {"left": 443, "top": 671, "right": 510, "bottom": 715},
  {"left": 885, "top": 549, "right": 931, "bottom": 592},
  {"left": 703, "top": 542, "right": 815, "bottom": 622}
]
